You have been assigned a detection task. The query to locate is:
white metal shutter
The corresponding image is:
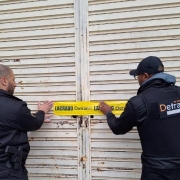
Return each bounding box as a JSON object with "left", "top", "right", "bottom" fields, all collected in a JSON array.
[
  {"left": 0, "top": 1, "right": 82, "bottom": 180},
  {"left": 87, "top": 0, "right": 180, "bottom": 179}
]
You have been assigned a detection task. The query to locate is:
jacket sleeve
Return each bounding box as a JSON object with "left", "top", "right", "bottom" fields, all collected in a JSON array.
[
  {"left": 106, "top": 101, "right": 137, "bottom": 135},
  {"left": 15, "top": 103, "right": 45, "bottom": 131}
]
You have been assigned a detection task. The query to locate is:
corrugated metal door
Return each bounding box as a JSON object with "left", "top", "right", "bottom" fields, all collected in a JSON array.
[
  {"left": 0, "top": 0, "right": 83, "bottom": 180},
  {"left": 86, "top": 0, "right": 180, "bottom": 179},
  {"left": 1, "top": 0, "right": 180, "bottom": 179}
]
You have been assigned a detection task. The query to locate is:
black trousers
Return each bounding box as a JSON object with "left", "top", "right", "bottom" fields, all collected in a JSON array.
[
  {"left": 141, "top": 166, "right": 180, "bottom": 180},
  {"left": 0, "top": 164, "right": 28, "bottom": 180}
]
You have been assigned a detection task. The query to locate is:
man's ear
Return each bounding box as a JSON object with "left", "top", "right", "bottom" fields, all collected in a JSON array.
[
  {"left": 0, "top": 77, "right": 7, "bottom": 86},
  {"left": 144, "top": 73, "right": 150, "bottom": 80}
]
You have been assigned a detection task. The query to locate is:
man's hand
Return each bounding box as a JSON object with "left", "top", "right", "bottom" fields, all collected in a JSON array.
[
  {"left": 44, "top": 114, "right": 53, "bottom": 123},
  {"left": 99, "top": 101, "right": 112, "bottom": 115},
  {"left": 38, "top": 101, "right": 54, "bottom": 114}
]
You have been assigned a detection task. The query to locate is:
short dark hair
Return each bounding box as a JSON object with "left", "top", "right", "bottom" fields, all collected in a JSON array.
[{"left": 0, "top": 64, "right": 12, "bottom": 78}]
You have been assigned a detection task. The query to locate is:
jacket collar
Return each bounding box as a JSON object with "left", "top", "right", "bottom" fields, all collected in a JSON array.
[
  {"left": 137, "top": 73, "right": 176, "bottom": 95},
  {"left": 0, "top": 89, "right": 22, "bottom": 101}
]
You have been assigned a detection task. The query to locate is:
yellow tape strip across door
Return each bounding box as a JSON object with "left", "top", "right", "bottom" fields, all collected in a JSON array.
[{"left": 54, "top": 101, "right": 127, "bottom": 116}]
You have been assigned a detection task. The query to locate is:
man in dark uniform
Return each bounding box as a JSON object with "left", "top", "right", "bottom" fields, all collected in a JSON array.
[
  {"left": 99, "top": 56, "right": 180, "bottom": 180},
  {"left": 0, "top": 64, "right": 53, "bottom": 180}
]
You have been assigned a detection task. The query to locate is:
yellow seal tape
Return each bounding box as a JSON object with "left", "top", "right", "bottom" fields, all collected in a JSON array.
[{"left": 54, "top": 101, "right": 127, "bottom": 116}]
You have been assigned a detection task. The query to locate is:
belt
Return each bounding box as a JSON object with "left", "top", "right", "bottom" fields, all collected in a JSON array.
[{"left": 142, "top": 154, "right": 180, "bottom": 169}]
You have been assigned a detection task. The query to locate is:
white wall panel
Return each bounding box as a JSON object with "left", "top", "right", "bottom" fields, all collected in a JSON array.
[
  {"left": 0, "top": 0, "right": 81, "bottom": 179},
  {"left": 87, "top": 0, "right": 180, "bottom": 179}
]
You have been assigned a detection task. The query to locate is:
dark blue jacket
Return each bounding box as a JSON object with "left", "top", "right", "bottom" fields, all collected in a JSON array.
[
  {"left": 0, "top": 89, "right": 44, "bottom": 164},
  {"left": 106, "top": 73, "right": 180, "bottom": 169}
]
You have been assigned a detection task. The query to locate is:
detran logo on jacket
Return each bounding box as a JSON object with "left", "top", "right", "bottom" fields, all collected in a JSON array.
[{"left": 159, "top": 98, "right": 180, "bottom": 117}]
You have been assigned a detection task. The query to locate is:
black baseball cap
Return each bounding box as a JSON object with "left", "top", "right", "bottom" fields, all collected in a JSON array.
[{"left": 129, "top": 56, "right": 164, "bottom": 76}]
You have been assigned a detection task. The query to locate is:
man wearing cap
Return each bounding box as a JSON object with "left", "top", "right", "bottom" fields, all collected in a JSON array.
[{"left": 99, "top": 56, "right": 180, "bottom": 179}]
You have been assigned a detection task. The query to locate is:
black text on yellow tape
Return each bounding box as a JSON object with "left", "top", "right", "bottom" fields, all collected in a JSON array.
[{"left": 54, "top": 101, "right": 127, "bottom": 116}]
